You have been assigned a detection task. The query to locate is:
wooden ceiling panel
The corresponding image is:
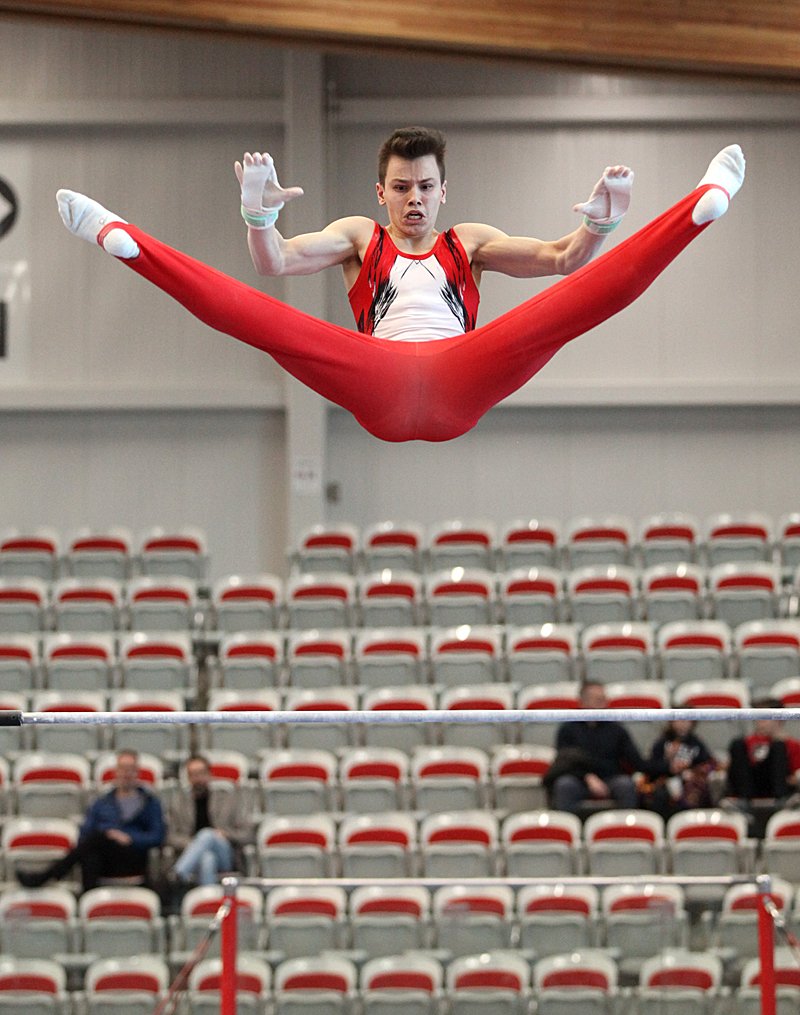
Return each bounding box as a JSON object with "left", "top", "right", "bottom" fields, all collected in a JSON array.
[{"left": 2, "top": 0, "right": 800, "bottom": 79}]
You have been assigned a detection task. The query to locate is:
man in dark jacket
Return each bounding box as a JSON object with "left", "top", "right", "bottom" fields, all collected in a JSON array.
[
  {"left": 550, "top": 681, "right": 673, "bottom": 813},
  {"left": 17, "top": 749, "right": 165, "bottom": 891}
]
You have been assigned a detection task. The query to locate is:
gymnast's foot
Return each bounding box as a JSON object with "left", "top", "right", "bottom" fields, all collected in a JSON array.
[
  {"left": 692, "top": 144, "right": 746, "bottom": 225},
  {"left": 56, "top": 189, "right": 140, "bottom": 258}
]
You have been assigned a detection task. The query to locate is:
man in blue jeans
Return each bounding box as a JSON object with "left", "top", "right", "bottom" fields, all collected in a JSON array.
[{"left": 168, "top": 754, "right": 252, "bottom": 886}]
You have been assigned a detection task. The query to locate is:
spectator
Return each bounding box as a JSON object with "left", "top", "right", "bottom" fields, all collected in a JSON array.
[
  {"left": 546, "top": 681, "right": 669, "bottom": 814},
  {"left": 17, "top": 749, "right": 165, "bottom": 891},
  {"left": 725, "top": 698, "right": 794, "bottom": 804},
  {"left": 167, "top": 754, "right": 252, "bottom": 886},
  {"left": 640, "top": 718, "right": 716, "bottom": 820}
]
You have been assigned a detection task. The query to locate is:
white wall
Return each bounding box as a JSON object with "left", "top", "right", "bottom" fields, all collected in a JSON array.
[{"left": 1, "top": 16, "right": 799, "bottom": 577}]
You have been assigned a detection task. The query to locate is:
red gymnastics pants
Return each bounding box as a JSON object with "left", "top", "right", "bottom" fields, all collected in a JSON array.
[{"left": 115, "top": 185, "right": 720, "bottom": 443}]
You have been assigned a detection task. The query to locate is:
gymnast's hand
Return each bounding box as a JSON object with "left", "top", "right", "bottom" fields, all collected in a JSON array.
[
  {"left": 234, "top": 151, "right": 304, "bottom": 213},
  {"left": 573, "top": 165, "right": 634, "bottom": 227}
]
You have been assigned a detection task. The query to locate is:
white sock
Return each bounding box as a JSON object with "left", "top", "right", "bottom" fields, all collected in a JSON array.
[
  {"left": 692, "top": 144, "right": 746, "bottom": 225},
  {"left": 56, "top": 189, "right": 140, "bottom": 258}
]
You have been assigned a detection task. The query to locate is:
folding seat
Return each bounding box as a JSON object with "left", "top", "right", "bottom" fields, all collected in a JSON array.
[
  {"left": 283, "top": 686, "right": 359, "bottom": 751},
  {"left": 657, "top": 620, "right": 732, "bottom": 687},
  {"left": 517, "top": 883, "right": 599, "bottom": 957},
  {"left": 63, "top": 526, "right": 133, "bottom": 580},
  {"left": 50, "top": 577, "right": 122, "bottom": 632},
  {"left": 490, "top": 744, "right": 555, "bottom": 812},
  {"left": 603, "top": 680, "right": 669, "bottom": 754},
  {"left": 418, "top": 810, "right": 498, "bottom": 878},
  {"left": 32, "top": 689, "right": 108, "bottom": 754},
  {"left": 83, "top": 955, "right": 169, "bottom": 1015},
  {"left": 499, "top": 517, "right": 561, "bottom": 570},
  {"left": 360, "top": 953, "right": 442, "bottom": 1015},
  {"left": 186, "top": 955, "right": 271, "bottom": 1015},
  {"left": 266, "top": 885, "right": 347, "bottom": 958},
  {"left": 358, "top": 572, "right": 424, "bottom": 629},
  {"left": 426, "top": 519, "right": 496, "bottom": 572},
  {"left": 777, "top": 512, "right": 800, "bottom": 578},
  {"left": 255, "top": 813, "right": 336, "bottom": 879},
  {"left": 354, "top": 628, "right": 427, "bottom": 689},
  {"left": 708, "top": 560, "right": 782, "bottom": 628},
  {"left": 0, "top": 576, "right": 48, "bottom": 633},
  {"left": 362, "top": 520, "right": 425, "bottom": 574},
  {"left": 78, "top": 885, "right": 165, "bottom": 958},
  {"left": 42, "top": 632, "right": 115, "bottom": 692},
  {"left": 635, "top": 949, "right": 722, "bottom": 1015},
  {"left": 565, "top": 515, "right": 633, "bottom": 569},
  {"left": 215, "top": 630, "right": 284, "bottom": 690},
  {"left": 516, "top": 682, "right": 580, "bottom": 748},
  {"left": 211, "top": 573, "right": 283, "bottom": 632},
  {"left": 349, "top": 886, "right": 431, "bottom": 957},
  {"left": 0, "top": 690, "right": 29, "bottom": 754},
  {"left": 601, "top": 884, "right": 688, "bottom": 980},
  {"left": 291, "top": 523, "right": 360, "bottom": 575},
  {"left": 532, "top": 950, "right": 618, "bottom": 1015},
  {"left": 641, "top": 563, "right": 706, "bottom": 625},
  {"left": 13, "top": 752, "right": 91, "bottom": 820},
  {"left": 705, "top": 878, "right": 793, "bottom": 977},
  {"left": 446, "top": 952, "right": 531, "bottom": 1015},
  {"left": 1, "top": 816, "right": 78, "bottom": 881},
  {"left": 704, "top": 511, "right": 772, "bottom": 567},
  {"left": 439, "top": 684, "right": 514, "bottom": 751},
  {"left": 339, "top": 746, "right": 409, "bottom": 812},
  {"left": 499, "top": 566, "right": 563, "bottom": 628},
  {"left": 737, "top": 949, "right": 800, "bottom": 1015},
  {"left": 286, "top": 629, "right": 352, "bottom": 689},
  {"left": 117, "top": 630, "right": 195, "bottom": 691},
  {"left": 0, "top": 887, "right": 77, "bottom": 959},
  {"left": 671, "top": 680, "right": 750, "bottom": 758},
  {"left": 411, "top": 746, "right": 488, "bottom": 812},
  {"left": 286, "top": 572, "right": 357, "bottom": 630},
  {"left": 203, "top": 688, "right": 280, "bottom": 757},
  {"left": 581, "top": 622, "right": 655, "bottom": 685},
  {"left": 260, "top": 748, "right": 338, "bottom": 814},
  {"left": 169, "top": 884, "right": 264, "bottom": 959},
  {"left": 566, "top": 564, "right": 637, "bottom": 627},
  {"left": 429, "top": 625, "right": 502, "bottom": 688},
  {"left": 137, "top": 524, "right": 208, "bottom": 581},
  {"left": 362, "top": 685, "right": 437, "bottom": 752},
  {"left": 0, "top": 528, "right": 59, "bottom": 581},
  {"left": 109, "top": 688, "right": 189, "bottom": 758},
  {"left": 771, "top": 677, "right": 800, "bottom": 740},
  {"left": 432, "top": 884, "right": 514, "bottom": 956},
  {"left": 425, "top": 568, "right": 496, "bottom": 628},
  {"left": 501, "top": 810, "right": 582, "bottom": 878},
  {"left": 734, "top": 618, "right": 800, "bottom": 693},
  {"left": 583, "top": 808, "right": 665, "bottom": 877},
  {"left": 667, "top": 808, "right": 754, "bottom": 904},
  {"left": 338, "top": 812, "right": 417, "bottom": 878},
  {"left": 125, "top": 574, "right": 198, "bottom": 631},
  {"left": 274, "top": 955, "right": 357, "bottom": 1015},
  {"left": 0, "top": 957, "right": 68, "bottom": 1015},
  {"left": 0, "top": 633, "right": 39, "bottom": 692},
  {"left": 761, "top": 809, "right": 800, "bottom": 884},
  {"left": 505, "top": 624, "right": 579, "bottom": 687},
  {"left": 639, "top": 512, "right": 701, "bottom": 567}
]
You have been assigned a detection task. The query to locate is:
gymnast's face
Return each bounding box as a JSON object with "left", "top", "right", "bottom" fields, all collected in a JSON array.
[{"left": 376, "top": 154, "right": 447, "bottom": 241}]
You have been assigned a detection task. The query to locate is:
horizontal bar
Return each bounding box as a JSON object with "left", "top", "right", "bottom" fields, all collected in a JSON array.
[{"left": 236, "top": 874, "right": 760, "bottom": 890}]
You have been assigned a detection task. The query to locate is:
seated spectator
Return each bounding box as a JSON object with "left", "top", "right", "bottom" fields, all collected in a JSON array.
[
  {"left": 17, "top": 749, "right": 165, "bottom": 891},
  {"left": 640, "top": 718, "right": 716, "bottom": 820},
  {"left": 725, "top": 698, "right": 795, "bottom": 804},
  {"left": 167, "top": 754, "right": 253, "bottom": 886},
  {"left": 546, "top": 681, "right": 670, "bottom": 814}
]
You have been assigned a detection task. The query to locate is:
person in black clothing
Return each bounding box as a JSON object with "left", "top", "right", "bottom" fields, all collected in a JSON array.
[
  {"left": 548, "top": 681, "right": 674, "bottom": 814},
  {"left": 725, "top": 698, "right": 794, "bottom": 804},
  {"left": 641, "top": 718, "right": 716, "bottom": 820}
]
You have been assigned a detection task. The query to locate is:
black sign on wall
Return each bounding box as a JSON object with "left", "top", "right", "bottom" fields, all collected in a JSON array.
[{"left": 0, "top": 178, "right": 18, "bottom": 240}]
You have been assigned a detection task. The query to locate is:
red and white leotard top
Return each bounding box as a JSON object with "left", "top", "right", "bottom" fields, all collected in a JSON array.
[{"left": 348, "top": 223, "right": 480, "bottom": 342}]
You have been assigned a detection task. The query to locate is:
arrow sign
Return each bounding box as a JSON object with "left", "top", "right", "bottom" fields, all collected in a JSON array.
[{"left": 0, "top": 178, "right": 18, "bottom": 239}]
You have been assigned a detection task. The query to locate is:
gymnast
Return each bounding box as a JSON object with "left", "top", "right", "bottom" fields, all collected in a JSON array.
[{"left": 56, "top": 126, "right": 745, "bottom": 443}]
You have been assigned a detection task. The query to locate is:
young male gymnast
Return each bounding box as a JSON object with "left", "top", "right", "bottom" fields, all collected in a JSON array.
[{"left": 56, "top": 126, "right": 745, "bottom": 443}]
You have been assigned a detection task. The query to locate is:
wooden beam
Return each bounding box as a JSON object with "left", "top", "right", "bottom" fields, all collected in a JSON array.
[{"left": 3, "top": 0, "right": 800, "bottom": 80}]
